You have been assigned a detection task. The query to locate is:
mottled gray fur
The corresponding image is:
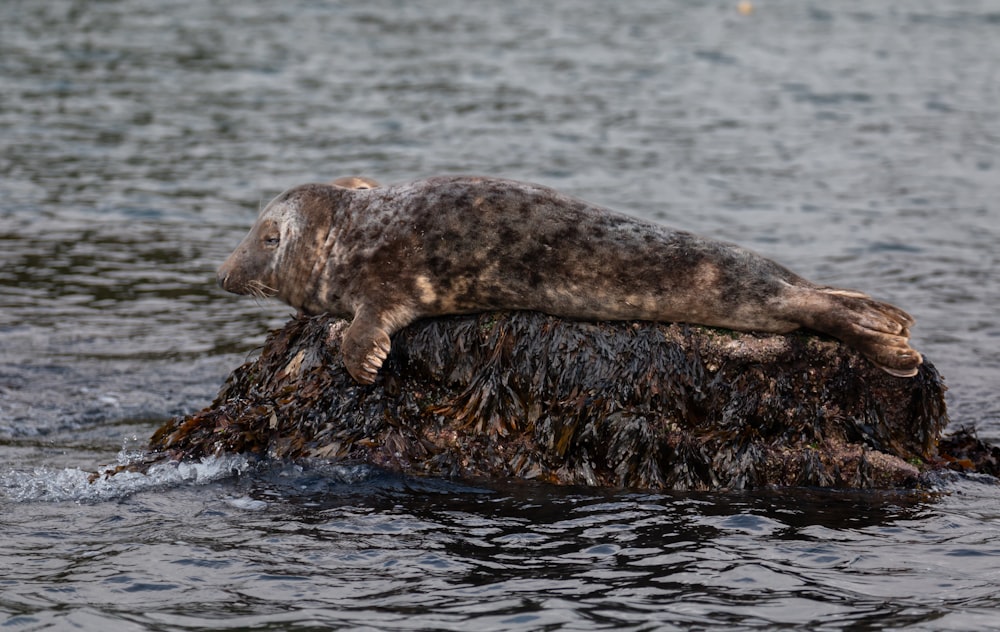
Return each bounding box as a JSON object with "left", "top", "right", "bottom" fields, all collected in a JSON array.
[{"left": 218, "top": 176, "right": 922, "bottom": 383}]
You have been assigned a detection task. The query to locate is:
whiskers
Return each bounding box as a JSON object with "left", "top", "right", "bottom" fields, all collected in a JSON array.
[{"left": 246, "top": 279, "right": 279, "bottom": 302}]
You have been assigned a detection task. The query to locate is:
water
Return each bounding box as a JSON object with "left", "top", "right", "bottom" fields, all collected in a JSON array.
[{"left": 1, "top": 0, "right": 999, "bottom": 629}]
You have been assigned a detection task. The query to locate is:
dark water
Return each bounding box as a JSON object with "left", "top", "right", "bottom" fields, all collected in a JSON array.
[{"left": 2, "top": 0, "right": 999, "bottom": 629}]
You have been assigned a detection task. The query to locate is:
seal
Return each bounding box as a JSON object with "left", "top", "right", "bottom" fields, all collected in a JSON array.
[{"left": 217, "top": 176, "right": 922, "bottom": 384}]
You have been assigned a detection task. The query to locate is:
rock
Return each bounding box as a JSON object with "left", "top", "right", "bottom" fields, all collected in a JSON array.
[{"left": 143, "top": 311, "right": 959, "bottom": 490}]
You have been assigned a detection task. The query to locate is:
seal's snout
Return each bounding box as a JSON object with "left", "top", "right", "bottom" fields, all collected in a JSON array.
[{"left": 216, "top": 256, "right": 236, "bottom": 293}]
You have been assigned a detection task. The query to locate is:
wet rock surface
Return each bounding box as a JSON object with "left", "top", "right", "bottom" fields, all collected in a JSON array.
[{"left": 145, "top": 312, "right": 975, "bottom": 490}]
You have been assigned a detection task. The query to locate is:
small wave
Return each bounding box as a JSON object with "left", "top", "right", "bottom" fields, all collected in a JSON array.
[{"left": 1, "top": 451, "right": 252, "bottom": 503}]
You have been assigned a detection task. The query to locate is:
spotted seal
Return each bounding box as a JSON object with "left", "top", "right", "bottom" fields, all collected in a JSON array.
[{"left": 217, "top": 176, "right": 922, "bottom": 383}]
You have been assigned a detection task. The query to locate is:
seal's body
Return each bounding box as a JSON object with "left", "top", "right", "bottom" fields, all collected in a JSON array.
[{"left": 218, "top": 176, "right": 922, "bottom": 383}]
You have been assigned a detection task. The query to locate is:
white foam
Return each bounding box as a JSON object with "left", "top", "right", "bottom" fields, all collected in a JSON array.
[
  {"left": 2, "top": 449, "right": 252, "bottom": 503},
  {"left": 224, "top": 495, "right": 269, "bottom": 510}
]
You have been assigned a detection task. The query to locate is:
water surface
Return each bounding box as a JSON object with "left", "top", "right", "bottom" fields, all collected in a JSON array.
[{"left": 2, "top": 1, "right": 999, "bottom": 629}]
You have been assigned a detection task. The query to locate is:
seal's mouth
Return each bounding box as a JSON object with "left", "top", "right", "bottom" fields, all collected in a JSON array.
[{"left": 217, "top": 269, "right": 278, "bottom": 300}]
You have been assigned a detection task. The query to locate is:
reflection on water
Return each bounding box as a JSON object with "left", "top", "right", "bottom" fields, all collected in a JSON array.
[
  {"left": 1, "top": 0, "right": 999, "bottom": 629},
  {"left": 4, "top": 459, "right": 1000, "bottom": 630}
]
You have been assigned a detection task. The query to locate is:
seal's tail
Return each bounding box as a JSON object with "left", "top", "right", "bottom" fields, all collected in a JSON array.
[{"left": 807, "top": 287, "right": 922, "bottom": 377}]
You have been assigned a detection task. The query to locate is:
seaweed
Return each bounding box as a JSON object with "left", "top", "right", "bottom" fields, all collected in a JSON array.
[{"left": 144, "top": 310, "right": 962, "bottom": 490}]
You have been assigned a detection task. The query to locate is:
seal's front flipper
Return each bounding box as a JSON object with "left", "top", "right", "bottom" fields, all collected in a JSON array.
[
  {"left": 329, "top": 176, "right": 381, "bottom": 190},
  {"left": 341, "top": 315, "right": 393, "bottom": 384}
]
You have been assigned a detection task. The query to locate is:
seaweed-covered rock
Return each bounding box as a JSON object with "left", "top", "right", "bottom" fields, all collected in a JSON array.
[{"left": 147, "top": 312, "right": 955, "bottom": 490}]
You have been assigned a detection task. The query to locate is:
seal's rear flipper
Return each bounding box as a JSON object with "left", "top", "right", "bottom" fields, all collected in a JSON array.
[
  {"left": 843, "top": 322, "right": 922, "bottom": 377},
  {"left": 804, "top": 288, "right": 922, "bottom": 378}
]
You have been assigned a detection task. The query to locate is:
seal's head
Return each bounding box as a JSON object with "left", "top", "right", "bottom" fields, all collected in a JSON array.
[{"left": 217, "top": 183, "right": 343, "bottom": 311}]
